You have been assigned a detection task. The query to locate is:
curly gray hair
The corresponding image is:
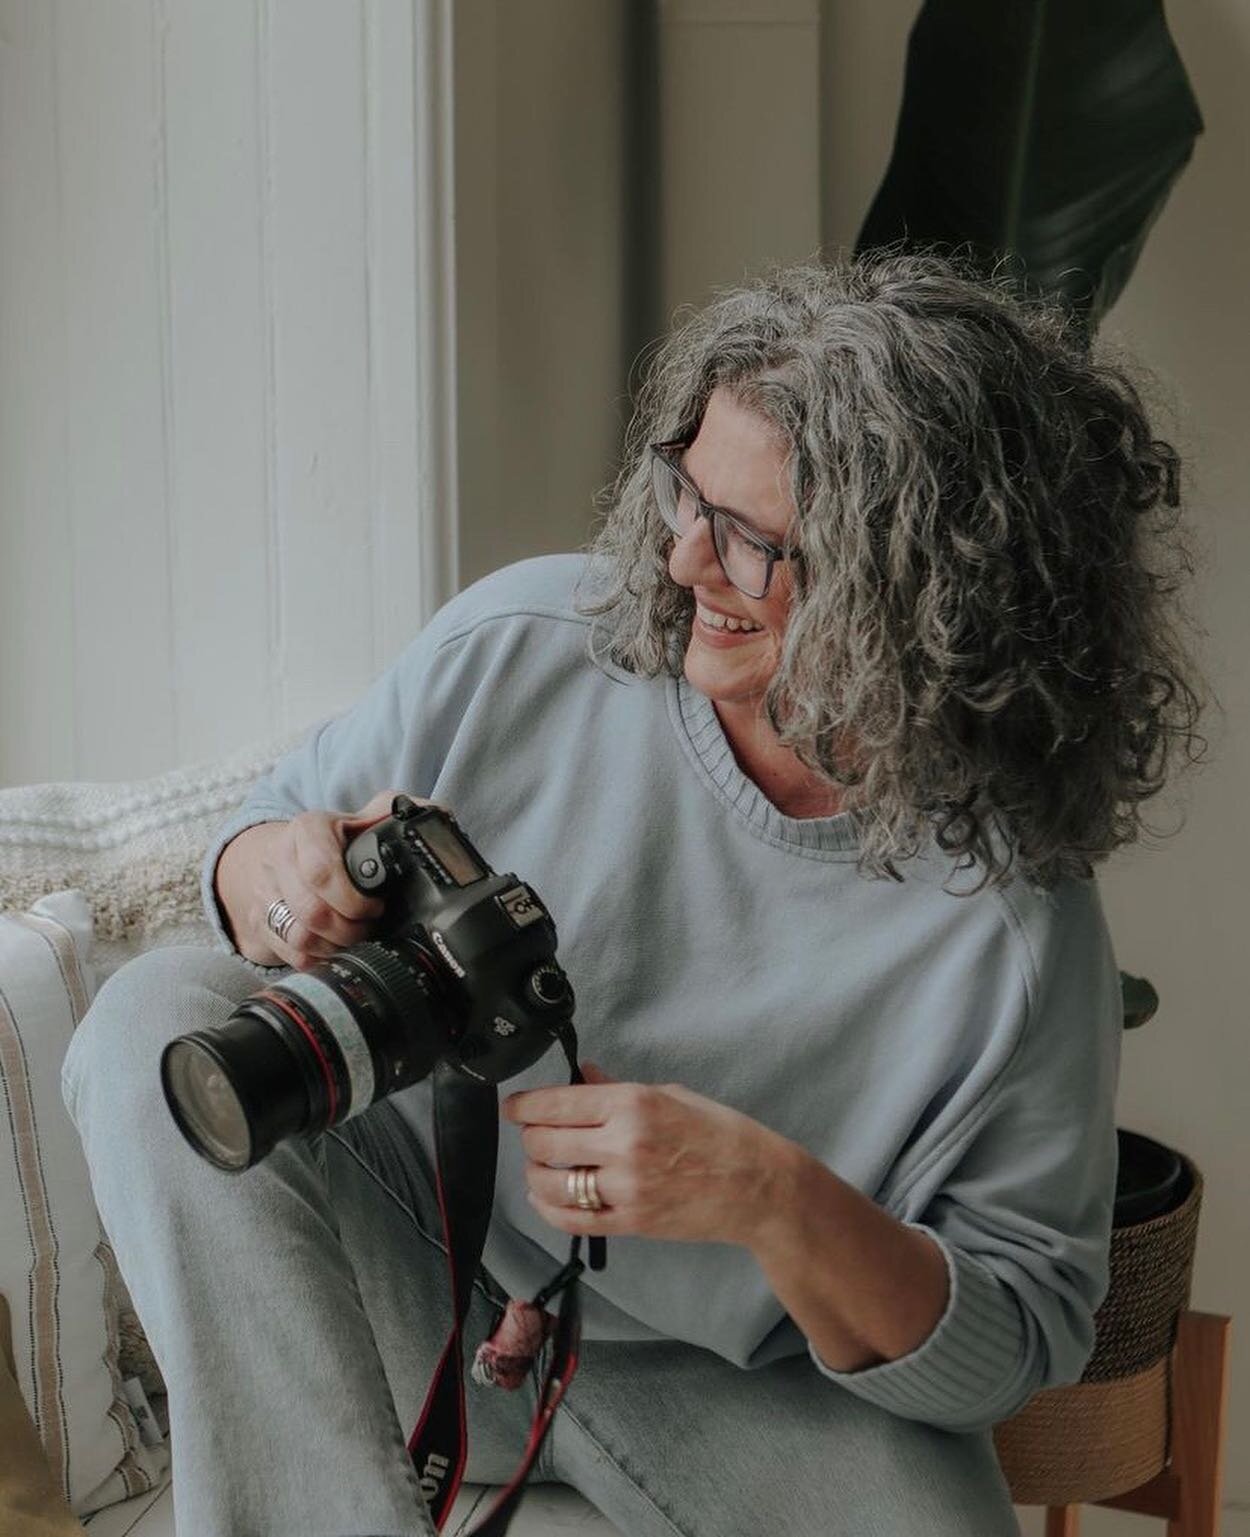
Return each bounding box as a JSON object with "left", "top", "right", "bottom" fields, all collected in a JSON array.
[{"left": 575, "top": 248, "right": 1207, "bottom": 891}]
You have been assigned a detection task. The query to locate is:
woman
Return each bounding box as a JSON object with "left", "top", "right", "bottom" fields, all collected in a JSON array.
[{"left": 63, "top": 250, "right": 1203, "bottom": 1537}]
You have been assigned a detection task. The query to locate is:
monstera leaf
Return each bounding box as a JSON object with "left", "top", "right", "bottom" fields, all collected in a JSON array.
[{"left": 856, "top": 0, "right": 1203, "bottom": 331}]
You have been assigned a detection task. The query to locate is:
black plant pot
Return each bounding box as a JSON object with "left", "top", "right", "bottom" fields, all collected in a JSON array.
[{"left": 1113, "top": 1127, "right": 1189, "bottom": 1228}]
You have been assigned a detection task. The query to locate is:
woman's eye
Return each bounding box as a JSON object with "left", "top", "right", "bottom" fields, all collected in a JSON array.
[{"left": 725, "top": 523, "right": 767, "bottom": 561}]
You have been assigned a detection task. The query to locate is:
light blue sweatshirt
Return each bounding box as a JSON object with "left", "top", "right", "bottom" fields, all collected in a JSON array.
[{"left": 200, "top": 553, "right": 1123, "bottom": 1434}]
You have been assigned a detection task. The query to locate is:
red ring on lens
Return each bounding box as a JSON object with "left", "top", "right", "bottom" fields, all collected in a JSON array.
[{"left": 256, "top": 987, "right": 339, "bottom": 1126}]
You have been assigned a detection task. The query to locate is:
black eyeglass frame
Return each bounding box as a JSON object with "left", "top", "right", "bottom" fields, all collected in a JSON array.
[{"left": 649, "top": 439, "right": 800, "bottom": 600}]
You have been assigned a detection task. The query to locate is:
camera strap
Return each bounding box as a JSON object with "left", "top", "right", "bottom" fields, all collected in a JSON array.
[{"left": 408, "top": 1041, "right": 606, "bottom": 1534}]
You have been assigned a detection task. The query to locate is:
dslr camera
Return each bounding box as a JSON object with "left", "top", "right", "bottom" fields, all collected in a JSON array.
[{"left": 161, "top": 795, "right": 576, "bottom": 1172}]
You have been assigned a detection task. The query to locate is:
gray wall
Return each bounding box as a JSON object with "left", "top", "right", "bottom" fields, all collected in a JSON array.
[
  {"left": 469, "top": 5, "right": 1250, "bottom": 1529},
  {"left": 826, "top": 7, "right": 1249, "bottom": 1531},
  {"left": 453, "top": 0, "right": 636, "bottom": 588}
]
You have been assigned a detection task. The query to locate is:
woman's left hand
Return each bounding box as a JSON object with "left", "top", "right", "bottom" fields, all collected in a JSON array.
[{"left": 501, "top": 1061, "right": 796, "bottom": 1248}]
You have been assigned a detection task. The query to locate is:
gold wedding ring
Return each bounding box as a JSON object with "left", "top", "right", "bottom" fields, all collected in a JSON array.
[{"left": 566, "top": 1166, "right": 604, "bottom": 1212}]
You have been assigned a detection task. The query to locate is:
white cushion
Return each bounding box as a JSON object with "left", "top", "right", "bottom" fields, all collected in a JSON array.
[
  {"left": 0, "top": 890, "right": 168, "bottom": 1517},
  {"left": 0, "top": 727, "right": 308, "bottom": 986},
  {"left": 0, "top": 732, "right": 302, "bottom": 1520},
  {"left": 81, "top": 1476, "right": 173, "bottom": 1535}
]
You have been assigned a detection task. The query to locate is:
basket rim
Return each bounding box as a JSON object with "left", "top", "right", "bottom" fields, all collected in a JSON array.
[{"left": 1112, "top": 1141, "right": 1202, "bottom": 1234}]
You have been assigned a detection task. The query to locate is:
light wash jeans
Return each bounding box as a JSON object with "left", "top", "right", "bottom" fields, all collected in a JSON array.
[{"left": 62, "top": 945, "right": 1021, "bottom": 1537}]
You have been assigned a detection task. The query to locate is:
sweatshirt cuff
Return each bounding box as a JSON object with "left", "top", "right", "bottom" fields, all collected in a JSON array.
[
  {"left": 200, "top": 805, "right": 299, "bottom": 978},
  {"left": 807, "top": 1224, "right": 1041, "bottom": 1432}
]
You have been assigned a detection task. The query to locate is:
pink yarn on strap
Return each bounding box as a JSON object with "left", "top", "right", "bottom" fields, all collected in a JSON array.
[{"left": 471, "top": 1300, "right": 558, "bottom": 1390}]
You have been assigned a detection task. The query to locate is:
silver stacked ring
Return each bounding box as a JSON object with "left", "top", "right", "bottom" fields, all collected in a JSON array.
[
  {"left": 265, "top": 897, "right": 298, "bottom": 944},
  {"left": 566, "top": 1167, "right": 604, "bottom": 1212}
]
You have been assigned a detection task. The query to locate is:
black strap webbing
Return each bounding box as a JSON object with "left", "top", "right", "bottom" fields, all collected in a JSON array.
[{"left": 407, "top": 1044, "right": 604, "bottom": 1533}]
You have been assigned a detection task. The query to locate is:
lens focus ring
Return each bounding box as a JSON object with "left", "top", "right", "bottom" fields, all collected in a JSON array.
[{"left": 346, "top": 940, "right": 444, "bottom": 1018}]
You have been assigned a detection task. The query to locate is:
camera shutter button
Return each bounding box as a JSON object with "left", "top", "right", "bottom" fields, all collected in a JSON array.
[{"left": 359, "top": 857, "right": 380, "bottom": 878}]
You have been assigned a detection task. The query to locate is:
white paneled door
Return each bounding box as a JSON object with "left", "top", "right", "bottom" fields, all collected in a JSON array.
[{"left": 0, "top": 0, "right": 456, "bottom": 783}]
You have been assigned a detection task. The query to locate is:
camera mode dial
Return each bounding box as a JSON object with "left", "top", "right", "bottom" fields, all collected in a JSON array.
[{"left": 524, "top": 963, "right": 570, "bottom": 1011}]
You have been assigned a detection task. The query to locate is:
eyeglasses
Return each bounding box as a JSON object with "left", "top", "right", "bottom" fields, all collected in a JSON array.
[{"left": 649, "top": 440, "right": 797, "bottom": 600}]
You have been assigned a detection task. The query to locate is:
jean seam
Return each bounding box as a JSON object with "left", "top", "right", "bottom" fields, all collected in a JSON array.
[
  {"left": 556, "top": 1396, "right": 693, "bottom": 1537},
  {"left": 325, "top": 1129, "right": 511, "bottom": 1314},
  {"left": 310, "top": 1135, "right": 430, "bottom": 1521}
]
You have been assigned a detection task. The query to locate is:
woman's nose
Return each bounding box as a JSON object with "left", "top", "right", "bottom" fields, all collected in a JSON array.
[{"left": 667, "top": 512, "right": 722, "bottom": 589}]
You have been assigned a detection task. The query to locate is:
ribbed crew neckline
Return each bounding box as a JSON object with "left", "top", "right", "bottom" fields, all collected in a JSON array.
[{"left": 669, "top": 676, "right": 861, "bottom": 857}]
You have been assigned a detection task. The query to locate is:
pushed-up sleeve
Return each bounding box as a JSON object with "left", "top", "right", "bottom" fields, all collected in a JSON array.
[{"left": 809, "top": 878, "right": 1124, "bottom": 1433}]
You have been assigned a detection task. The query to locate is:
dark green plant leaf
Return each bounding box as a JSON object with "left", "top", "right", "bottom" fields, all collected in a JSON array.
[
  {"left": 856, "top": 0, "right": 1203, "bottom": 331},
  {"left": 1120, "top": 971, "right": 1159, "bottom": 1030}
]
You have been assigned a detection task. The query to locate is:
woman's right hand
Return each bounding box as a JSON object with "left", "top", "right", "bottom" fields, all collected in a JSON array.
[{"left": 226, "top": 789, "right": 444, "bottom": 971}]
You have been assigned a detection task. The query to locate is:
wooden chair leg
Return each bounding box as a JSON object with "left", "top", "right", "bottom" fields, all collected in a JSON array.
[
  {"left": 1166, "top": 1311, "right": 1232, "bottom": 1537},
  {"left": 1092, "top": 1311, "right": 1233, "bottom": 1537},
  {"left": 1044, "top": 1507, "right": 1080, "bottom": 1537}
]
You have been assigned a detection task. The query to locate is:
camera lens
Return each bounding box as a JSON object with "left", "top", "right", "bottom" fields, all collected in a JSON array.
[
  {"left": 161, "top": 940, "right": 450, "bottom": 1172},
  {"left": 161, "top": 1037, "right": 255, "bottom": 1171},
  {"left": 160, "top": 1005, "right": 316, "bottom": 1172}
]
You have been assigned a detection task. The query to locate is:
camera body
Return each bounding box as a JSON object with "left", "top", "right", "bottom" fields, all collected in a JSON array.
[
  {"left": 161, "top": 795, "right": 575, "bottom": 1171},
  {"left": 344, "top": 794, "right": 575, "bottom": 1085}
]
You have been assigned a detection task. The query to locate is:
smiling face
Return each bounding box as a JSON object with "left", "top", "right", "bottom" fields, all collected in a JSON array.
[{"left": 666, "top": 387, "right": 799, "bottom": 710}]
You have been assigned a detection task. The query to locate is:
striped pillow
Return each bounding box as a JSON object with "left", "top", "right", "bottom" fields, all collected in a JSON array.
[{"left": 0, "top": 890, "right": 167, "bottom": 1517}]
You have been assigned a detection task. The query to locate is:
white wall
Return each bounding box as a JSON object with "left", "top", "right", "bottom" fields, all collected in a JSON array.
[
  {"left": 0, "top": 0, "right": 450, "bottom": 785},
  {"left": 0, "top": 0, "right": 641, "bottom": 785}
]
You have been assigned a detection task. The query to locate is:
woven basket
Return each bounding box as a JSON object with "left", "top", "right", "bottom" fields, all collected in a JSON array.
[{"left": 993, "top": 1146, "right": 1203, "bottom": 1506}]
